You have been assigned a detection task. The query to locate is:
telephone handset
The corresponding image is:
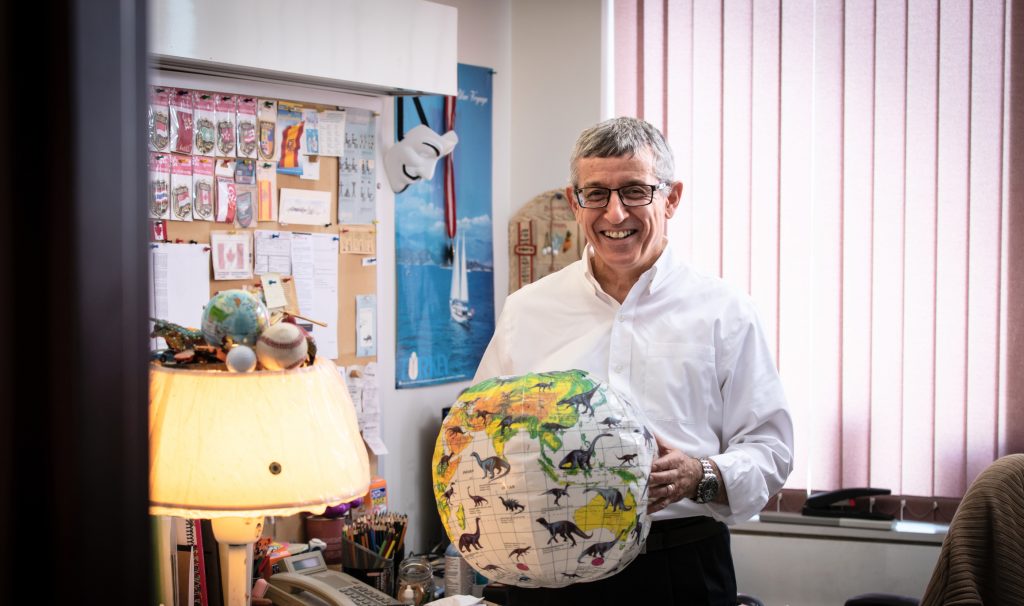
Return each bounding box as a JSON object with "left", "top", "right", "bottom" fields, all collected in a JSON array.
[{"left": 266, "top": 572, "right": 357, "bottom": 606}]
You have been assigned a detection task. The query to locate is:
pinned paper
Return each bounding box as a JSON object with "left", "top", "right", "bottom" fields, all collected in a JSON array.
[
  {"left": 317, "top": 109, "right": 346, "bottom": 157},
  {"left": 261, "top": 273, "right": 289, "bottom": 310},
  {"left": 210, "top": 231, "right": 253, "bottom": 280},
  {"left": 254, "top": 230, "right": 292, "bottom": 275},
  {"left": 279, "top": 188, "right": 331, "bottom": 226},
  {"left": 356, "top": 295, "right": 377, "bottom": 357},
  {"left": 339, "top": 224, "right": 376, "bottom": 255},
  {"left": 299, "top": 155, "right": 321, "bottom": 181},
  {"left": 345, "top": 362, "right": 386, "bottom": 454},
  {"left": 256, "top": 162, "right": 278, "bottom": 222}
]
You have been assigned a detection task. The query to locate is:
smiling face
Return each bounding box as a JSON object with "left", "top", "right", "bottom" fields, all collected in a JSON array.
[{"left": 566, "top": 150, "right": 682, "bottom": 290}]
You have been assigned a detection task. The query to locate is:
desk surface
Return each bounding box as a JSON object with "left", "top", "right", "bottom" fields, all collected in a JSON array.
[{"left": 734, "top": 512, "right": 948, "bottom": 545}]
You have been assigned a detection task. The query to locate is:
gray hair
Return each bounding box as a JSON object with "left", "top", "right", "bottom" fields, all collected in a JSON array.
[{"left": 568, "top": 117, "right": 675, "bottom": 186}]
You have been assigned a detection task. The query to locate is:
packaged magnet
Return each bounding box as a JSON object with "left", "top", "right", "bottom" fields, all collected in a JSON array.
[
  {"left": 237, "top": 96, "right": 258, "bottom": 159},
  {"left": 192, "top": 156, "right": 216, "bottom": 221},
  {"left": 216, "top": 93, "right": 237, "bottom": 157},
  {"left": 148, "top": 152, "right": 171, "bottom": 220},
  {"left": 192, "top": 90, "right": 217, "bottom": 157},
  {"left": 169, "top": 88, "right": 194, "bottom": 155},
  {"left": 170, "top": 154, "right": 194, "bottom": 221},
  {"left": 257, "top": 98, "right": 278, "bottom": 161},
  {"left": 148, "top": 87, "right": 170, "bottom": 152}
]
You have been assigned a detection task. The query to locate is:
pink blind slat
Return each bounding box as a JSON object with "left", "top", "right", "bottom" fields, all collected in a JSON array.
[
  {"left": 933, "top": 0, "right": 973, "bottom": 497},
  {"left": 869, "top": 0, "right": 909, "bottom": 493},
  {"left": 841, "top": 0, "right": 875, "bottom": 490},
  {"left": 809, "top": 0, "right": 844, "bottom": 491},
  {"left": 615, "top": 0, "right": 640, "bottom": 119},
  {"left": 748, "top": 0, "right": 781, "bottom": 359},
  {"left": 901, "top": 0, "right": 940, "bottom": 497},
  {"left": 778, "top": 0, "right": 815, "bottom": 489},
  {"left": 721, "top": 0, "right": 754, "bottom": 292},
  {"left": 642, "top": 0, "right": 666, "bottom": 130},
  {"left": 691, "top": 0, "right": 724, "bottom": 275},
  {"left": 664, "top": 0, "right": 695, "bottom": 260},
  {"left": 965, "top": 0, "right": 1005, "bottom": 482}
]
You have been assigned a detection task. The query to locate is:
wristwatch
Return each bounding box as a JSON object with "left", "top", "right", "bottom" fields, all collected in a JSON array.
[{"left": 694, "top": 457, "right": 719, "bottom": 504}]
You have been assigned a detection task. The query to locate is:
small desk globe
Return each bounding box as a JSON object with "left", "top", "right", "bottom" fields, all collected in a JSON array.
[
  {"left": 200, "top": 289, "right": 270, "bottom": 349},
  {"left": 432, "top": 369, "right": 655, "bottom": 588}
]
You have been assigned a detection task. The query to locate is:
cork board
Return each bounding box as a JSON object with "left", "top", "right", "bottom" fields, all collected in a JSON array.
[{"left": 162, "top": 101, "right": 377, "bottom": 368}]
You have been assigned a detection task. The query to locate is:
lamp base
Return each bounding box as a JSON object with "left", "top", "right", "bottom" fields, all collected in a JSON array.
[{"left": 212, "top": 517, "right": 264, "bottom": 606}]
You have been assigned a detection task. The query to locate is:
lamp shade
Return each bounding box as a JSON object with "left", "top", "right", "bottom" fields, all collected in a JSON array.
[{"left": 150, "top": 357, "right": 370, "bottom": 519}]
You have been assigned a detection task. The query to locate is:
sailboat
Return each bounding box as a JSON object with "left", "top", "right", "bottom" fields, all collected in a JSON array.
[{"left": 449, "top": 234, "right": 474, "bottom": 325}]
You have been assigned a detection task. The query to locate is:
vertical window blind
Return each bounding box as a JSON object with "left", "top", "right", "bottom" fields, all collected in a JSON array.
[{"left": 614, "top": 0, "right": 1022, "bottom": 498}]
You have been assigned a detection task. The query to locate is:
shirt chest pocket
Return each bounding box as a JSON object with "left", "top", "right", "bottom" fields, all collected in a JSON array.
[{"left": 642, "top": 342, "right": 718, "bottom": 423}]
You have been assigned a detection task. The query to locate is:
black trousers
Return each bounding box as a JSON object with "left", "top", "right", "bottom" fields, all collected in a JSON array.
[{"left": 496, "top": 518, "right": 737, "bottom": 606}]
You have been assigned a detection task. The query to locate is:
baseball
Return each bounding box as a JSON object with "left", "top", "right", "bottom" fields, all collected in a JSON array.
[{"left": 256, "top": 322, "right": 309, "bottom": 370}]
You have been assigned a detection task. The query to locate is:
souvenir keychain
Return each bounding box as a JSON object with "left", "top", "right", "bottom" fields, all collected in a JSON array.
[
  {"left": 237, "top": 97, "right": 258, "bottom": 158},
  {"left": 216, "top": 94, "right": 237, "bottom": 157},
  {"left": 256, "top": 162, "right": 278, "bottom": 222},
  {"left": 149, "top": 153, "right": 171, "bottom": 220},
  {"left": 192, "top": 156, "right": 215, "bottom": 221},
  {"left": 169, "top": 88, "right": 194, "bottom": 155},
  {"left": 215, "top": 159, "right": 237, "bottom": 223},
  {"left": 170, "top": 154, "right": 194, "bottom": 221},
  {"left": 257, "top": 99, "right": 277, "bottom": 161},
  {"left": 192, "top": 90, "right": 216, "bottom": 156},
  {"left": 148, "top": 87, "right": 170, "bottom": 152},
  {"left": 234, "top": 185, "right": 256, "bottom": 228}
]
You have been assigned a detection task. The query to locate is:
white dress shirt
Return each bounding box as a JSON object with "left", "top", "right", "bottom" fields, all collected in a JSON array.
[{"left": 474, "top": 240, "right": 794, "bottom": 524}]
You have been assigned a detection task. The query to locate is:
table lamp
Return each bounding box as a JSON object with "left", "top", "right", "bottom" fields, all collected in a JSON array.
[{"left": 149, "top": 357, "right": 371, "bottom": 606}]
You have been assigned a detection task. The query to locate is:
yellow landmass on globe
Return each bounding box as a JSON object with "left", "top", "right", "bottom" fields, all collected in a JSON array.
[{"left": 573, "top": 489, "right": 638, "bottom": 538}]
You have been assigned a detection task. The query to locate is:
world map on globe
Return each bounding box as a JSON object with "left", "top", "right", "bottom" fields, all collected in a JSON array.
[
  {"left": 432, "top": 369, "right": 655, "bottom": 588},
  {"left": 200, "top": 289, "right": 270, "bottom": 349}
]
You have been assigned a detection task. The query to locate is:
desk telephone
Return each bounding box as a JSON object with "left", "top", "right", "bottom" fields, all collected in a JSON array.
[{"left": 266, "top": 550, "right": 402, "bottom": 606}]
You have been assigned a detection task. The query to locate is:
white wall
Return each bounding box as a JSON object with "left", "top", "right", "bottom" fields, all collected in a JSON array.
[
  {"left": 732, "top": 529, "right": 941, "bottom": 605},
  {"left": 377, "top": 0, "right": 512, "bottom": 554},
  {"left": 377, "top": 0, "right": 604, "bottom": 553},
  {"left": 510, "top": 0, "right": 605, "bottom": 208}
]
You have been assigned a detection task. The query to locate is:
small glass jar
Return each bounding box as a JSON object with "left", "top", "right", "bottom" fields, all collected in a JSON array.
[{"left": 396, "top": 555, "right": 434, "bottom": 605}]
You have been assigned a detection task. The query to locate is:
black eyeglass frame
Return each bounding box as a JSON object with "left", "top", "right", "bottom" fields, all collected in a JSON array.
[{"left": 573, "top": 182, "right": 671, "bottom": 208}]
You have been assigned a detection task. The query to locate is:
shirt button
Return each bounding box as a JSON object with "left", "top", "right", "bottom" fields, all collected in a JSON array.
[
  {"left": 614, "top": 364, "right": 623, "bottom": 373},
  {"left": 618, "top": 315, "right": 626, "bottom": 323}
]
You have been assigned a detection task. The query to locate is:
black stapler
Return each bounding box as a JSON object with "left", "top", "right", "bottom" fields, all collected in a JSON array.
[{"left": 802, "top": 487, "right": 895, "bottom": 521}]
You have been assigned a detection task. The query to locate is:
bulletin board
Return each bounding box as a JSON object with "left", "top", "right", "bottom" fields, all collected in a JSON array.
[{"left": 158, "top": 95, "right": 378, "bottom": 369}]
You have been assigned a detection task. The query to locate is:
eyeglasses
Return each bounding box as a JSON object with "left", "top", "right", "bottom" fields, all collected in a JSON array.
[{"left": 573, "top": 182, "right": 670, "bottom": 208}]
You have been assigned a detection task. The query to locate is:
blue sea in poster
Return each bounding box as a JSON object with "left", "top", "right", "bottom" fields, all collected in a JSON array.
[
  {"left": 396, "top": 265, "right": 494, "bottom": 386},
  {"left": 395, "top": 64, "right": 495, "bottom": 388}
]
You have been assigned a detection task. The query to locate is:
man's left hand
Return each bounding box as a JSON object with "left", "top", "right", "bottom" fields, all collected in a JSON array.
[{"left": 647, "top": 435, "right": 703, "bottom": 514}]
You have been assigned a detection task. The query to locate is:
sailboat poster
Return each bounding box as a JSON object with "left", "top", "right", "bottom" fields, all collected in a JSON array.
[{"left": 394, "top": 64, "right": 494, "bottom": 388}]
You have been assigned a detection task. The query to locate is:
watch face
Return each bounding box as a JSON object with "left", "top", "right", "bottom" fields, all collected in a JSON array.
[{"left": 700, "top": 475, "right": 719, "bottom": 502}]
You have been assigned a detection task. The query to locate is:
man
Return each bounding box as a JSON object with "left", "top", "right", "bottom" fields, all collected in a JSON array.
[{"left": 474, "top": 117, "right": 793, "bottom": 605}]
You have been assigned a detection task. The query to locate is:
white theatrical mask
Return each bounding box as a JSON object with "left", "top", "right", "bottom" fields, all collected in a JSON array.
[{"left": 384, "top": 124, "right": 458, "bottom": 193}]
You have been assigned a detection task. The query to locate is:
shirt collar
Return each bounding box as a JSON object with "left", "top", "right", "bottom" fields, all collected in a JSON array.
[
  {"left": 648, "top": 238, "right": 679, "bottom": 294},
  {"left": 580, "top": 237, "right": 679, "bottom": 297}
]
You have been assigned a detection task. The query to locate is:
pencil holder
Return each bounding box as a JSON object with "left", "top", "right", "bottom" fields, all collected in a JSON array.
[{"left": 339, "top": 535, "right": 396, "bottom": 596}]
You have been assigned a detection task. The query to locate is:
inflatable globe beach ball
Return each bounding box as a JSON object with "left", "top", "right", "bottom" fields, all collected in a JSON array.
[
  {"left": 200, "top": 289, "right": 270, "bottom": 349},
  {"left": 432, "top": 369, "right": 656, "bottom": 588}
]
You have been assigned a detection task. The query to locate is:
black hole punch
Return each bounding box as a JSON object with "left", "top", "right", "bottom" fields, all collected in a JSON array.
[{"left": 269, "top": 462, "right": 282, "bottom": 475}]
